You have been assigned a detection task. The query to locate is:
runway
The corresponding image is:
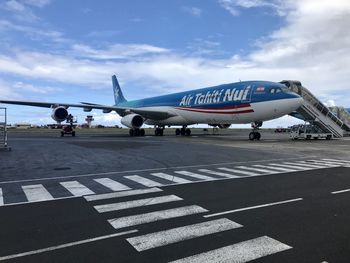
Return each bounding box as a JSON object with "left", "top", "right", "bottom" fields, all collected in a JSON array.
[{"left": 0, "top": 129, "right": 349, "bottom": 262}]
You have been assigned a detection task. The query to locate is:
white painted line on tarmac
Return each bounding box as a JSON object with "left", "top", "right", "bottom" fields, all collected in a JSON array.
[
  {"left": 124, "top": 175, "right": 163, "bottom": 187},
  {"left": 0, "top": 188, "right": 3, "bottom": 206},
  {"left": 108, "top": 205, "right": 208, "bottom": 229},
  {"left": 0, "top": 157, "right": 308, "bottom": 184},
  {"left": 94, "top": 178, "right": 131, "bottom": 191},
  {"left": 204, "top": 198, "right": 303, "bottom": 218},
  {"left": 94, "top": 195, "right": 183, "bottom": 213},
  {"left": 198, "top": 169, "right": 240, "bottom": 178},
  {"left": 127, "top": 218, "right": 242, "bottom": 251},
  {"left": 323, "top": 158, "right": 350, "bottom": 163},
  {"left": 0, "top": 230, "right": 138, "bottom": 262},
  {"left": 174, "top": 171, "right": 214, "bottom": 181},
  {"left": 84, "top": 187, "right": 163, "bottom": 202},
  {"left": 299, "top": 161, "right": 337, "bottom": 167},
  {"left": 283, "top": 162, "right": 327, "bottom": 169},
  {"left": 253, "top": 164, "right": 296, "bottom": 173},
  {"left": 218, "top": 167, "right": 259, "bottom": 176},
  {"left": 60, "top": 181, "right": 95, "bottom": 196},
  {"left": 269, "top": 163, "right": 311, "bottom": 171},
  {"left": 169, "top": 236, "right": 292, "bottom": 263},
  {"left": 151, "top": 173, "right": 191, "bottom": 184},
  {"left": 235, "top": 166, "right": 278, "bottom": 174},
  {"left": 22, "top": 184, "right": 54, "bottom": 202},
  {"left": 331, "top": 189, "right": 350, "bottom": 194}
]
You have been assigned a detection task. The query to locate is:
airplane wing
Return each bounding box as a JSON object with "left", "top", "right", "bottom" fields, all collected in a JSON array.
[{"left": 0, "top": 100, "right": 174, "bottom": 120}]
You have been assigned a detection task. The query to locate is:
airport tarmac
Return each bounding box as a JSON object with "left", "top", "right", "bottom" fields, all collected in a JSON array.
[{"left": 0, "top": 128, "right": 350, "bottom": 262}]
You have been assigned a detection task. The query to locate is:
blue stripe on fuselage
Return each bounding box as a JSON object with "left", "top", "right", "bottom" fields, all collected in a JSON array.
[{"left": 117, "top": 81, "right": 299, "bottom": 109}]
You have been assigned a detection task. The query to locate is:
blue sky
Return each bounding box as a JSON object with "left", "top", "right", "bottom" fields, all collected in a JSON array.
[{"left": 0, "top": 0, "right": 349, "bottom": 127}]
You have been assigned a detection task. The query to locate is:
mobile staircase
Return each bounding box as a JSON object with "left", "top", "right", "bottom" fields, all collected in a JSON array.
[
  {"left": 0, "top": 107, "right": 10, "bottom": 151},
  {"left": 281, "top": 80, "right": 350, "bottom": 138}
]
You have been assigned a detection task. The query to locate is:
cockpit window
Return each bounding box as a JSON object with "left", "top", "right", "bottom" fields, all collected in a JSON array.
[{"left": 270, "top": 87, "right": 283, "bottom": 94}]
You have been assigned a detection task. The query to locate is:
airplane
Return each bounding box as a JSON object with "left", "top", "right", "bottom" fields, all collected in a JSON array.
[{"left": 0, "top": 75, "right": 303, "bottom": 140}]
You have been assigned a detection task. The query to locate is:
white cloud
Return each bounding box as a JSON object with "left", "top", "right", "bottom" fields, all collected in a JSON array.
[
  {"left": 183, "top": 7, "right": 202, "bottom": 17},
  {"left": 0, "top": 20, "right": 66, "bottom": 42},
  {"left": 24, "top": 0, "right": 51, "bottom": 8},
  {"left": 71, "top": 43, "right": 170, "bottom": 60},
  {"left": 218, "top": 0, "right": 292, "bottom": 16}
]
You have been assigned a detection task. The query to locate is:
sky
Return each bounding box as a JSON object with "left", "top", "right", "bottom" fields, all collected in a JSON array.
[{"left": 0, "top": 0, "right": 349, "bottom": 128}]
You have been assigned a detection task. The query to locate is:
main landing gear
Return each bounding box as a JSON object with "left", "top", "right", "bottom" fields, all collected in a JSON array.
[
  {"left": 175, "top": 126, "right": 191, "bottom": 136},
  {"left": 129, "top": 128, "right": 145, "bottom": 136},
  {"left": 249, "top": 121, "right": 262, "bottom": 141},
  {"left": 154, "top": 126, "right": 164, "bottom": 136}
]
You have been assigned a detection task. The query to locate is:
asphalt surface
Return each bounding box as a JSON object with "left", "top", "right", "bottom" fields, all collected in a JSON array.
[{"left": 0, "top": 129, "right": 350, "bottom": 262}]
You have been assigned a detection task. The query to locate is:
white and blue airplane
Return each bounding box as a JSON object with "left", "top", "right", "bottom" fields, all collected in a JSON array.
[{"left": 0, "top": 75, "right": 303, "bottom": 140}]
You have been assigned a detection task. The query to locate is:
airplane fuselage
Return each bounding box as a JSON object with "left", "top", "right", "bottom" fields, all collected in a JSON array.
[{"left": 117, "top": 81, "right": 303, "bottom": 126}]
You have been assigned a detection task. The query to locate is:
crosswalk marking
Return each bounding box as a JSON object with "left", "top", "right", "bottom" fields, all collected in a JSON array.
[
  {"left": 235, "top": 166, "right": 278, "bottom": 174},
  {"left": 60, "top": 181, "right": 95, "bottom": 196},
  {"left": 0, "top": 188, "right": 3, "bottom": 206},
  {"left": 323, "top": 158, "right": 350, "bottom": 163},
  {"left": 297, "top": 161, "right": 335, "bottom": 168},
  {"left": 127, "top": 218, "right": 242, "bottom": 252},
  {"left": 94, "top": 195, "right": 183, "bottom": 213},
  {"left": 198, "top": 169, "right": 240, "bottom": 178},
  {"left": 124, "top": 175, "right": 163, "bottom": 187},
  {"left": 151, "top": 173, "right": 191, "bottom": 184},
  {"left": 22, "top": 184, "right": 54, "bottom": 202},
  {"left": 174, "top": 171, "right": 214, "bottom": 181},
  {"left": 94, "top": 178, "right": 131, "bottom": 191},
  {"left": 253, "top": 164, "right": 296, "bottom": 172},
  {"left": 85, "top": 187, "right": 162, "bottom": 202},
  {"left": 306, "top": 160, "right": 343, "bottom": 166},
  {"left": 169, "top": 236, "right": 292, "bottom": 263},
  {"left": 108, "top": 205, "right": 208, "bottom": 229},
  {"left": 269, "top": 163, "right": 310, "bottom": 170},
  {"left": 218, "top": 167, "right": 259, "bottom": 176},
  {"left": 283, "top": 162, "right": 327, "bottom": 169}
]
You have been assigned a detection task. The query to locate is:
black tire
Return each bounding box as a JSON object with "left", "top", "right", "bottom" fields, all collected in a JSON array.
[
  {"left": 135, "top": 129, "right": 140, "bottom": 136},
  {"left": 185, "top": 128, "right": 191, "bottom": 136},
  {"left": 326, "top": 135, "right": 331, "bottom": 140},
  {"left": 249, "top": 132, "right": 255, "bottom": 141},
  {"left": 61, "top": 131, "right": 64, "bottom": 137},
  {"left": 159, "top": 129, "right": 164, "bottom": 136},
  {"left": 72, "top": 131, "right": 76, "bottom": 137},
  {"left": 140, "top": 129, "right": 145, "bottom": 136},
  {"left": 255, "top": 132, "right": 261, "bottom": 140},
  {"left": 129, "top": 129, "right": 134, "bottom": 136},
  {"left": 180, "top": 128, "right": 186, "bottom": 136},
  {"left": 306, "top": 135, "right": 311, "bottom": 140},
  {"left": 175, "top": 129, "right": 180, "bottom": 136}
]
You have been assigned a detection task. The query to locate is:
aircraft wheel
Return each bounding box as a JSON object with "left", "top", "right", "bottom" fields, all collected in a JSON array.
[
  {"left": 180, "top": 128, "right": 186, "bottom": 136},
  {"left": 140, "top": 129, "right": 145, "bottom": 136},
  {"left": 175, "top": 129, "right": 180, "bottom": 136},
  {"left": 185, "top": 128, "right": 191, "bottom": 136},
  {"left": 160, "top": 129, "right": 164, "bottom": 136},
  {"left": 135, "top": 129, "right": 140, "bottom": 136},
  {"left": 61, "top": 131, "right": 64, "bottom": 137},
  {"left": 129, "top": 129, "right": 134, "bottom": 136},
  {"left": 72, "top": 131, "right": 76, "bottom": 137},
  {"left": 255, "top": 132, "right": 261, "bottom": 140}
]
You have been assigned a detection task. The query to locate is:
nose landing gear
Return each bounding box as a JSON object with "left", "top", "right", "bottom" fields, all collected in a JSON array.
[{"left": 249, "top": 121, "right": 263, "bottom": 141}]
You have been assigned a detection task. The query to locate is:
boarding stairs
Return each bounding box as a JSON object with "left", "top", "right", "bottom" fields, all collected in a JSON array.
[
  {"left": 281, "top": 80, "right": 350, "bottom": 138},
  {"left": 0, "top": 107, "right": 9, "bottom": 150}
]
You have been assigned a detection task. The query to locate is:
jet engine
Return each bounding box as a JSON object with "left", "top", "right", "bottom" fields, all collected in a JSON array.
[
  {"left": 51, "top": 106, "right": 69, "bottom": 122},
  {"left": 209, "top": 124, "right": 231, "bottom": 129},
  {"left": 121, "top": 114, "right": 144, "bottom": 129}
]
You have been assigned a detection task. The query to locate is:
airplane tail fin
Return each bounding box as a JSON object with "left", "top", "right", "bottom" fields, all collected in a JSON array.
[{"left": 112, "top": 75, "right": 127, "bottom": 105}]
